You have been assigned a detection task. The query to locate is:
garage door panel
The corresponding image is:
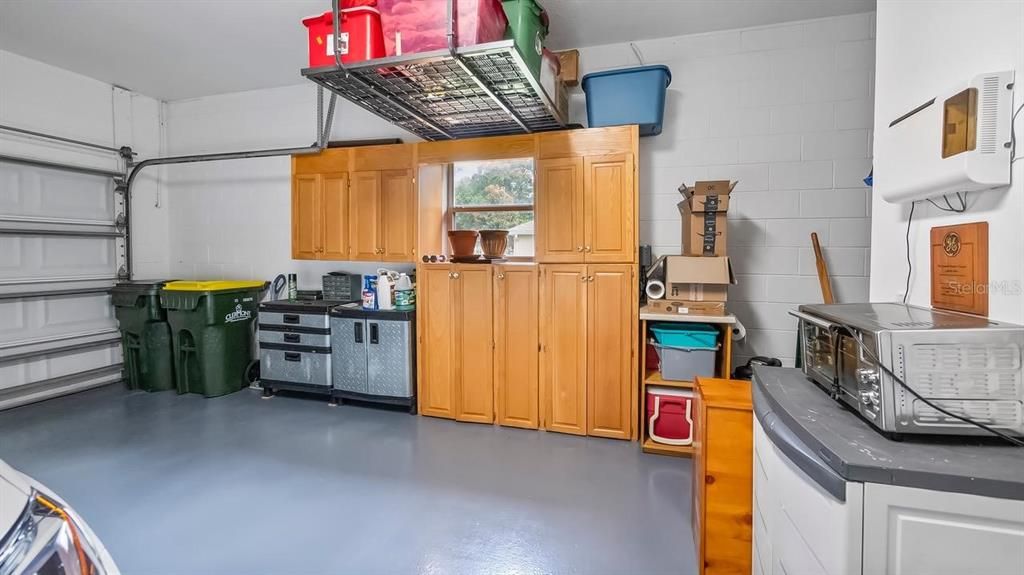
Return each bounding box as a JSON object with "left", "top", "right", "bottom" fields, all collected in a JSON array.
[
  {"left": 0, "top": 163, "right": 114, "bottom": 222},
  {"left": 43, "top": 237, "right": 115, "bottom": 271},
  {"left": 0, "top": 237, "right": 24, "bottom": 270},
  {"left": 41, "top": 294, "right": 115, "bottom": 332},
  {"left": 0, "top": 157, "right": 123, "bottom": 409},
  {"left": 0, "top": 294, "right": 115, "bottom": 343},
  {"left": 0, "top": 344, "right": 120, "bottom": 393}
]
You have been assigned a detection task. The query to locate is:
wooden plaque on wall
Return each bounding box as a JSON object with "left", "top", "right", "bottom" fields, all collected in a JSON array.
[{"left": 930, "top": 222, "right": 988, "bottom": 316}]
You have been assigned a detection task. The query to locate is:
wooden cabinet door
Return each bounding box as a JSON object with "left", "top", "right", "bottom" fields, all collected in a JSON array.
[
  {"left": 320, "top": 172, "right": 349, "bottom": 260},
  {"left": 584, "top": 154, "right": 635, "bottom": 263},
  {"left": 349, "top": 170, "right": 382, "bottom": 260},
  {"left": 586, "top": 264, "right": 635, "bottom": 439},
  {"left": 453, "top": 265, "right": 494, "bottom": 424},
  {"left": 539, "top": 264, "right": 587, "bottom": 435},
  {"left": 418, "top": 265, "right": 455, "bottom": 419},
  {"left": 494, "top": 265, "right": 539, "bottom": 429},
  {"left": 535, "top": 157, "right": 585, "bottom": 263},
  {"left": 292, "top": 174, "right": 320, "bottom": 260},
  {"left": 380, "top": 169, "right": 416, "bottom": 262}
]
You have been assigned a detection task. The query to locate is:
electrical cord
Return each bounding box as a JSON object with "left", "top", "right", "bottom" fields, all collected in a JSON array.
[
  {"left": 902, "top": 201, "right": 916, "bottom": 304},
  {"left": 834, "top": 322, "right": 1024, "bottom": 447}
]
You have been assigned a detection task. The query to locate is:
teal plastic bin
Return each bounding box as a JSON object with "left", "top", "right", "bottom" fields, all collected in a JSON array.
[
  {"left": 581, "top": 65, "right": 672, "bottom": 136},
  {"left": 650, "top": 323, "right": 719, "bottom": 382},
  {"left": 650, "top": 323, "right": 719, "bottom": 348}
]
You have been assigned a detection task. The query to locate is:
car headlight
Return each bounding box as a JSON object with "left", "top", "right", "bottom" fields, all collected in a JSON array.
[{"left": 0, "top": 492, "right": 107, "bottom": 575}]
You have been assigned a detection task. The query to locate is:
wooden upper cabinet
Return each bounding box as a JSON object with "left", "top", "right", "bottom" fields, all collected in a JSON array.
[
  {"left": 418, "top": 265, "right": 455, "bottom": 419},
  {"left": 349, "top": 170, "right": 382, "bottom": 260},
  {"left": 453, "top": 265, "right": 494, "bottom": 424},
  {"left": 536, "top": 157, "right": 585, "bottom": 263},
  {"left": 380, "top": 169, "right": 416, "bottom": 262},
  {"left": 586, "top": 264, "right": 635, "bottom": 440},
  {"left": 321, "top": 172, "right": 349, "bottom": 260},
  {"left": 292, "top": 174, "right": 320, "bottom": 260},
  {"left": 540, "top": 264, "right": 588, "bottom": 435},
  {"left": 494, "top": 265, "right": 539, "bottom": 429},
  {"left": 584, "top": 154, "right": 635, "bottom": 263}
]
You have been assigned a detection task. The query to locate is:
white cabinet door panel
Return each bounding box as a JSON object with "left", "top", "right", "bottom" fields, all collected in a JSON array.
[{"left": 863, "top": 482, "right": 1024, "bottom": 575}]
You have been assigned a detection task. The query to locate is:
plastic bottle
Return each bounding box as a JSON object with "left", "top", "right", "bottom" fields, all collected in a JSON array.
[
  {"left": 377, "top": 273, "right": 394, "bottom": 310},
  {"left": 287, "top": 274, "right": 298, "bottom": 301}
]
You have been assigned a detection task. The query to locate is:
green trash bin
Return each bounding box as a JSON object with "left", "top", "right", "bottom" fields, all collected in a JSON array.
[
  {"left": 503, "top": 0, "right": 549, "bottom": 80},
  {"left": 160, "top": 280, "right": 267, "bottom": 398},
  {"left": 112, "top": 280, "right": 176, "bottom": 392}
]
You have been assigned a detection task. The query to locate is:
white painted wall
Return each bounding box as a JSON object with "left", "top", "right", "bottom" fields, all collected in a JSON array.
[
  {"left": 574, "top": 13, "right": 876, "bottom": 367},
  {"left": 870, "top": 0, "right": 1024, "bottom": 324},
  {"left": 163, "top": 84, "right": 415, "bottom": 291}
]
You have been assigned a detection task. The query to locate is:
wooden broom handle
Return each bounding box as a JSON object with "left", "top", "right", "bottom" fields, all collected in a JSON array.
[{"left": 811, "top": 232, "right": 835, "bottom": 304}]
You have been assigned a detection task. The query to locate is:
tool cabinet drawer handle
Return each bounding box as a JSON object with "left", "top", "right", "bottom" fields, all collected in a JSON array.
[
  {"left": 283, "top": 314, "right": 300, "bottom": 324},
  {"left": 283, "top": 333, "right": 301, "bottom": 343},
  {"left": 355, "top": 322, "right": 364, "bottom": 344},
  {"left": 284, "top": 352, "right": 301, "bottom": 362},
  {"left": 369, "top": 323, "right": 379, "bottom": 345}
]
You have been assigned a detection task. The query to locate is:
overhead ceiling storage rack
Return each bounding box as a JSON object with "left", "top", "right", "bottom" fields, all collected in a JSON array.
[{"left": 302, "top": 0, "right": 567, "bottom": 141}]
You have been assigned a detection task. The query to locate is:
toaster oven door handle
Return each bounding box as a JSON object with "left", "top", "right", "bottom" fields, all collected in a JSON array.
[{"left": 789, "top": 310, "right": 836, "bottom": 330}]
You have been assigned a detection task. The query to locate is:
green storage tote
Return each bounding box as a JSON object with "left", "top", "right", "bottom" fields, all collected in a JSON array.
[
  {"left": 160, "top": 280, "right": 267, "bottom": 398},
  {"left": 502, "top": 0, "right": 548, "bottom": 79},
  {"left": 112, "top": 280, "right": 176, "bottom": 392}
]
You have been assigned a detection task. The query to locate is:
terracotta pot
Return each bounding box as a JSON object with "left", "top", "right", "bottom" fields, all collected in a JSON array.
[
  {"left": 479, "top": 230, "right": 509, "bottom": 258},
  {"left": 447, "top": 230, "right": 479, "bottom": 258}
]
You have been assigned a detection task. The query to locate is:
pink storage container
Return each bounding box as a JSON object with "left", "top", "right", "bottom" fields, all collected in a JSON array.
[{"left": 377, "top": 0, "right": 508, "bottom": 57}]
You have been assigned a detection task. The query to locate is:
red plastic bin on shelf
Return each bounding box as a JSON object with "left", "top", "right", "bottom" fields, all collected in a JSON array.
[
  {"left": 646, "top": 386, "right": 694, "bottom": 446},
  {"left": 376, "top": 0, "right": 508, "bottom": 57},
  {"left": 302, "top": 1, "right": 386, "bottom": 67}
]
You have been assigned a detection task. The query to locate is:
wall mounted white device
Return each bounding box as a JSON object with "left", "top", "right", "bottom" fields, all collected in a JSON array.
[{"left": 877, "top": 70, "right": 1015, "bottom": 203}]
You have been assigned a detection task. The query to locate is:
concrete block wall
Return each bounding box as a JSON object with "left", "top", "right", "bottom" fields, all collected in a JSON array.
[{"left": 574, "top": 13, "right": 876, "bottom": 367}]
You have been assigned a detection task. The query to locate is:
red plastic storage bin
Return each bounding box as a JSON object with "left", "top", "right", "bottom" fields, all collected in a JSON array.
[
  {"left": 646, "top": 386, "right": 694, "bottom": 446},
  {"left": 302, "top": 3, "right": 386, "bottom": 67},
  {"left": 376, "top": 0, "right": 508, "bottom": 57}
]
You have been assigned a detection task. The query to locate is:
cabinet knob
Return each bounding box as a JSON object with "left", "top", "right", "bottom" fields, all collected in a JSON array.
[
  {"left": 452, "top": 272, "right": 460, "bottom": 279},
  {"left": 577, "top": 245, "right": 584, "bottom": 252},
  {"left": 584, "top": 246, "right": 592, "bottom": 253},
  {"left": 496, "top": 273, "right": 505, "bottom": 280},
  {"left": 580, "top": 275, "right": 588, "bottom": 282}
]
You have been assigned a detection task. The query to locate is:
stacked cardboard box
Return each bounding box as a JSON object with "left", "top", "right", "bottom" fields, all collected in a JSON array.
[{"left": 648, "top": 181, "right": 737, "bottom": 316}]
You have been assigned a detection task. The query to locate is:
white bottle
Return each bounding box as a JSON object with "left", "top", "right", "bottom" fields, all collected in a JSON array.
[{"left": 377, "top": 273, "right": 394, "bottom": 310}]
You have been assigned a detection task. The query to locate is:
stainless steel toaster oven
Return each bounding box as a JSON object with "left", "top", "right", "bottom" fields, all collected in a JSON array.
[{"left": 792, "top": 303, "right": 1024, "bottom": 437}]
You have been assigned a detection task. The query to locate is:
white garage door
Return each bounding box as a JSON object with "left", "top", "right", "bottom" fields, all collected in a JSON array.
[{"left": 0, "top": 159, "right": 127, "bottom": 410}]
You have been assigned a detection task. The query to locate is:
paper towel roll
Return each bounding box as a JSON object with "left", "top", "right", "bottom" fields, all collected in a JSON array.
[
  {"left": 645, "top": 280, "right": 666, "bottom": 300},
  {"left": 731, "top": 320, "right": 747, "bottom": 341}
]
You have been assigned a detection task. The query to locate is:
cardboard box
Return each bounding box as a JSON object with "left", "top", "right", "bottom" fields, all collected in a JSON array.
[
  {"left": 678, "top": 181, "right": 735, "bottom": 257},
  {"left": 680, "top": 203, "right": 728, "bottom": 256},
  {"left": 664, "top": 256, "right": 735, "bottom": 302},
  {"left": 557, "top": 50, "right": 580, "bottom": 87},
  {"left": 645, "top": 300, "right": 727, "bottom": 316}
]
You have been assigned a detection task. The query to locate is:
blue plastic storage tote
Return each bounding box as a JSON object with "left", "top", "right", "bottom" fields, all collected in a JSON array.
[
  {"left": 581, "top": 65, "right": 671, "bottom": 136},
  {"left": 650, "top": 322, "right": 718, "bottom": 349}
]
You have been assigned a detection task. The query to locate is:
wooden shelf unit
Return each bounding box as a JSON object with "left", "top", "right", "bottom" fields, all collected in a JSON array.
[{"left": 638, "top": 308, "right": 736, "bottom": 457}]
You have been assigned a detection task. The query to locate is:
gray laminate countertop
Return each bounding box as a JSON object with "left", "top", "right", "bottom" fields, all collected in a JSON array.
[{"left": 753, "top": 366, "right": 1024, "bottom": 500}]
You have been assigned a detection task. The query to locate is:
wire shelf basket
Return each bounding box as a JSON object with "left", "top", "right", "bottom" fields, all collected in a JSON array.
[{"left": 303, "top": 40, "right": 567, "bottom": 141}]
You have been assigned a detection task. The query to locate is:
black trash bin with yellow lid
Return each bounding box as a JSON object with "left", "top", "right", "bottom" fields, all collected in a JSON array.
[
  {"left": 111, "top": 280, "right": 176, "bottom": 392},
  {"left": 160, "top": 280, "right": 267, "bottom": 397}
]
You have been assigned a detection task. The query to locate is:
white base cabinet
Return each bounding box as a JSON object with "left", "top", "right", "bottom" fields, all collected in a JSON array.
[{"left": 753, "top": 418, "right": 1024, "bottom": 575}]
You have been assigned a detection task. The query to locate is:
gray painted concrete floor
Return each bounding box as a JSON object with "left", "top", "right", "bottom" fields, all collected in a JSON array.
[{"left": 0, "top": 385, "right": 695, "bottom": 575}]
